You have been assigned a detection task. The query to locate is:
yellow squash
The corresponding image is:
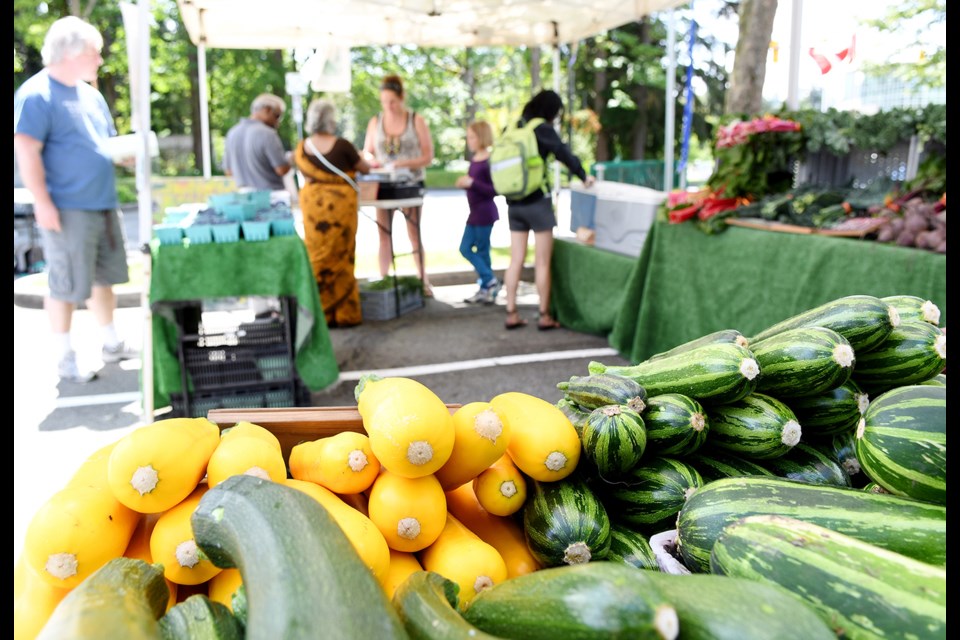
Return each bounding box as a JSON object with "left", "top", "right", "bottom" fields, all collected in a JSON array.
[
  {"left": 418, "top": 513, "right": 507, "bottom": 605},
  {"left": 65, "top": 439, "right": 119, "bottom": 491},
  {"left": 367, "top": 470, "right": 447, "bottom": 553},
  {"left": 285, "top": 478, "right": 392, "bottom": 586},
  {"left": 123, "top": 512, "right": 177, "bottom": 611},
  {"left": 434, "top": 402, "right": 511, "bottom": 491},
  {"left": 149, "top": 485, "right": 222, "bottom": 586},
  {"left": 355, "top": 375, "right": 455, "bottom": 478},
  {"left": 14, "top": 555, "right": 71, "bottom": 640},
  {"left": 219, "top": 420, "right": 281, "bottom": 452},
  {"left": 472, "top": 454, "right": 528, "bottom": 517},
  {"left": 289, "top": 431, "right": 381, "bottom": 494},
  {"left": 205, "top": 433, "right": 288, "bottom": 489},
  {"left": 23, "top": 484, "right": 140, "bottom": 589},
  {"left": 381, "top": 549, "right": 424, "bottom": 600},
  {"left": 445, "top": 483, "right": 541, "bottom": 578},
  {"left": 107, "top": 417, "right": 221, "bottom": 513},
  {"left": 490, "top": 392, "right": 581, "bottom": 481},
  {"left": 207, "top": 568, "right": 243, "bottom": 611}
]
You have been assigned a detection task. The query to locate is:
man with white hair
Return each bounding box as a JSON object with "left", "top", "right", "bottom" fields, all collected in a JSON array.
[
  {"left": 14, "top": 16, "right": 138, "bottom": 383},
  {"left": 223, "top": 93, "right": 293, "bottom": 190}
]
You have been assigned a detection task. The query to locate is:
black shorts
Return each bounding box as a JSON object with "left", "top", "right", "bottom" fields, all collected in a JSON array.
[{"left": 507, "top": 196, "right": 555, "bottom": 232}]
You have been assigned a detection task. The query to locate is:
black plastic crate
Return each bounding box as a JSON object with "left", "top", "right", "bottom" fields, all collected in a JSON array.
[
  {"left": 182, "top": 343, "right": 293, "bottom": 389},
  {"left": 169, "top": 381, "right": 311, "bottom": 418}
]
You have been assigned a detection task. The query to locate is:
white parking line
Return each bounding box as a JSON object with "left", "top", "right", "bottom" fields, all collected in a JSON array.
[{"left": 51, "top": 347, "right": 620, "bottom": 408}]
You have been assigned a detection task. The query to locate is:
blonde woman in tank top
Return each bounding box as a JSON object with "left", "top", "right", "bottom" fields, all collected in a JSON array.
[{"left": 362, "top": 74, "right": 435, "bottom": 296}]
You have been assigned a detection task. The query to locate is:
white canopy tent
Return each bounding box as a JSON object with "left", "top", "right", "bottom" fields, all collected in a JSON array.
[{"left": 175, "top": 0, "right": 689, "bottom": 184}]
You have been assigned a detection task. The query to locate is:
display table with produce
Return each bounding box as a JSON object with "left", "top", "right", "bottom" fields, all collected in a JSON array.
[
  {"left": 598, "top": 221, "right": 946, "bottom": 363},
  {"left": 149, "top": 234, "right": 340, "bottom": 410}
]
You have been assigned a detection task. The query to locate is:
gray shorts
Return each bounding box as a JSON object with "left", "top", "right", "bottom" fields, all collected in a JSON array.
[
  {"left": 507, "top": 196, "right": 556, "bottom": 232},
  {"left": 41, "top": 208, "right": 130, "bottom": 304}
]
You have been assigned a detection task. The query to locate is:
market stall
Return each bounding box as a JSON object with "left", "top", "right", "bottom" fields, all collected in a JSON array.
[
  {"left": 550, "top": 221, "right": 947, "bottom": 363},
  {"left": 149, "top": 234, "right": 340, "bottom": 411}
]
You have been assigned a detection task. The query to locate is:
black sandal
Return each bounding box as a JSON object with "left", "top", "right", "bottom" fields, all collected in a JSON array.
[
  {"left": 538, "top": 311, "right": 561, "bottom": 331},
  {"left": 505, "top": 307, "right": 527, "bottom": 330}
]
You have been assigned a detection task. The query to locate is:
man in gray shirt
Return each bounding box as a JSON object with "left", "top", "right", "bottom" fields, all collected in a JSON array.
[{"left": 223, "top": 93, "right": 292, "bottom": 190}]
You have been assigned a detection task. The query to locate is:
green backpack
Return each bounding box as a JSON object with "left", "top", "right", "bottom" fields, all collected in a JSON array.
[{"left": 489, "top": 117, "right": 545, "bottom": 200}]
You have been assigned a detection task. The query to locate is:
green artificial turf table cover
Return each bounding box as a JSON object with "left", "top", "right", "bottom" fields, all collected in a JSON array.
[{"left": 149, "top": 235, "right": 339, "bottom": 408}]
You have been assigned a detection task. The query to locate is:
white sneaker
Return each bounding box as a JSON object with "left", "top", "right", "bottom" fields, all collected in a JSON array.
[
  {"left": 484, "top": 278, "right": 502, "bottom": 305},
  {"left": 58, "top": 351, "right": 97, "bottom": 384},
  {"left": 102, "top": 341, "right": 139, "bottom": 363},
  {"left": 463, "top": 288, "right": 491, "bottom": 304}
]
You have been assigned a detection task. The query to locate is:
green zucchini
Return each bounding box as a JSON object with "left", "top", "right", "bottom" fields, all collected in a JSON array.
[
  {"left": 580, "top": 404, "right": 647, "bottom": 480},
  {"left": 747, "top": 294, "right": 900, "bottom": 352},
  {"left": 881, "top": 294, "right": 941, "bottom": 326},
  {"left": 589, "top": 342, "right": 760, "bottom": 405},
  {"left": 783, "top": 378, "right": 869, "bottom": 437},
  {"left": 392, "top": 571, "right": 503, "bottom": 640},
  {"left": 711, "top": 515, "right": 946, "bottom": 640},
  {"left": 522, "top": 476, "right": 611, "bottom": 567},
  {"left": 159, "top": 594, "right": 243, "bottom": 640},
  {"left": 557, "top": 372, "right": 647, "bottom": 412},
  {"left": 606, "top": 523, "right": 659, "bottom": 570},
  {"left": 641, "top": 393, "right": 709, "bottom": 456},
  {"left": 644, "top": 571, "right": 836, "bottom": 640},
  {"left": 756, "top": 442, "right": 851, "bottom": 487},
  {"left": 863, "top": 482, "right": 891, "bottom": 494},
  {"left": 675, "top": 476, "right": 947, "bottom": 572},
  {"left": 600, "top": 456, "right": 704, "bottom": 533},
  {"left": 461, "top": 563, "right": 679, "bottom": 640},
  {"left": 749, "top": 326, "right": 855, "bottom": 397},
  {"left": 646, "top": 328, "right": 749, "bottom": 361},
  {"left": 685, "top": 448, "right": 776, "bottom": 482},
  {"left": 850, "top": 321, "right": 946, "bottom": 394},
  {"left": 705, "top": 392, "right": 802, "bottom": 459},
  {"left": 555, "top": 398, "right": 591, "bottom": 436},
  {"left": 190, "top": 474, "right": 408, "bottom": 640},
  {"left": 824, "top": 428, "right": 866, "bottom": 484},
  {"left": 37, "top": 557, "right": 168, "bottom": 640},
  {"left": 855, "top": 384, "right": 946, "bottom": 505}
]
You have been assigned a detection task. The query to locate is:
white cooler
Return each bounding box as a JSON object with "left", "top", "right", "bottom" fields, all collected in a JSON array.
[{"left": 588, "top": 182, "right": 667, "bottom": 257}]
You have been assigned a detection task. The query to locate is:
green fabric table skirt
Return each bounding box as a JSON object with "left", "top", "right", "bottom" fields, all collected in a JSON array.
[
  {"left": 608, "top": 221, "right": 947, "bottom": 363},
  {"left": 550, "top": 238, "right": 637, "bottom": 335},
  {"left": 149, "top": 235, "right": 339, "bottom": 408}
]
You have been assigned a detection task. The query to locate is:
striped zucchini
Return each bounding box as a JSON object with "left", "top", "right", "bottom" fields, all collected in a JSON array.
[
  {"left": 747, "top": 294, "right": 900, "bottom": 352},
  {"left": 159, "top": 594, "right": 243, "bottom": 640},
  {"left": 646, "top": 329, "right": 749, "bottom": 362},
  {"left": 784, "top": 379, "right": 869, "bottom": 437},
  {"left": 522, "top": 477, "right": 611, "bottom": 567},
  {"left": 557, "top": 373, "right": 647, "bottom": 412},
  {"left": 749, "top": 326, "right": 854, "bottom": 397},
  {"left": 685, "top": 449, "right": 776, "bottom": 482},
  {"left": 881, "top": 294, "right": 941, "bottom": 326},
  {"left": 850, "top": 321, "right": 946, "bottom": 394},
  {"left": 920, "top": 372, "right": 946, "bottom": 387},
  {"left": 756, "top": 442, "right": 851, "bottom": 487},
  {"left": 601, "top": 456, "right": 704, "bottom": 533},
  {"left": 710, "top": 515, "right": 946, "bottom": 640},
  {"left": 705, "top": 393, "right": 802, "bottom": 459},
  {"left": 825, "top": 428, "right": 865, "bottom": 484},
  {"left": 675, "top": 476, "right": 947, "bottom": 572},
  {"left": 606, "top": 523, "right": 659, "bottom": 571},
  {"left": 863, "top": 482, "right": 891, "bottom": 494},
  {"left": 461, "top": 563, "right": 679, "bottom": 640},
  {"left": 580, "top": 404, "right": 647, "bottom": 480},
  {"left": 642, "top": 393, "right": 709, "bottom": 456},
  {"left": 589, "top": 342, "right": 760, "bottom": 405},
  {"left": 855, "top": 384, "right": 946, "bottom": 505},
  {"left": 555, "top": 398, "right": 591, "bottom": 437}
]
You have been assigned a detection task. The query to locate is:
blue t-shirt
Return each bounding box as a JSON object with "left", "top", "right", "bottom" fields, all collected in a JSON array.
[{"left": 14, "top": 69, "right": 118, "bottom": 210}]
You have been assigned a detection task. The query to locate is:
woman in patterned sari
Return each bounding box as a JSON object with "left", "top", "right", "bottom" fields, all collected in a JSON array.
[{"left": 294, "top": 99, "right": 371, "bottom": 327}]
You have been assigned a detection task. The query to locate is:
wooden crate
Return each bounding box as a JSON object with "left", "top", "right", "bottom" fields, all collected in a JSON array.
[{"left": 207, "top": 405, "right": 459, "bottom": 460}]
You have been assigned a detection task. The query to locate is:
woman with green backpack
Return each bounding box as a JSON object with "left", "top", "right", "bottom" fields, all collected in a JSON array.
[{"left": 498, "top": 90, "right": 595, "bottom": 330}]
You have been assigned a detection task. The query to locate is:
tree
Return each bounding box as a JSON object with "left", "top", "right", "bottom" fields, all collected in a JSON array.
[
  {"left": 861, "top": 0, "right": 945, "bottom": 89},
  {"left": 724, "top": 0, "right": 778, "bottom": 115}
]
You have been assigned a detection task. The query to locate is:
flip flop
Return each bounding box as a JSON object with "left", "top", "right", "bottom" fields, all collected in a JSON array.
[{"left": 505, "top": 309, "right": 527, "bottom": 330}]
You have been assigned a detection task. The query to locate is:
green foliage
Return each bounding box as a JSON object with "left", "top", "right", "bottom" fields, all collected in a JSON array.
[{"left": 783, "top": 104, "right": 946, "bottom": 156}]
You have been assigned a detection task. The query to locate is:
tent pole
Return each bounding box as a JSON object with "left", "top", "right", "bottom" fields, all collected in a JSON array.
[
  {"left": 199, "top": 37, "right": 212, "bottom": 179},
  {"left": 663, "top": 8, "right": 677, "bottom": 193},
  {"left": 136, "top": 0, "right": 155, "bottom": 423},
  {"left": 786, "top": 0, "right": 803, "bottom": 110}
]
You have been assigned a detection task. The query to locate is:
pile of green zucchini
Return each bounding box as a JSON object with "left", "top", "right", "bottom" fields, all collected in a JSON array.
[{"left": 543, "top": 293, "right": 946, "bottom": 639}]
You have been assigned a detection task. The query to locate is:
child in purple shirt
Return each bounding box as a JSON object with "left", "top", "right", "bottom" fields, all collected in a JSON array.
[{"left": 456, "top": 120, "right": 502, "bottom": 304}]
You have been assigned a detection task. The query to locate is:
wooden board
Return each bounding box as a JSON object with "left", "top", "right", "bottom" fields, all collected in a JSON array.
[
  {"left": 207, "top": 405, "right": 460, "bottom": 460},
  {"left": 725, "top": 216, "right": 886, "bottom": 238},
  {"left": 724, "top": 218, "right": 814, "bottom": 234}
]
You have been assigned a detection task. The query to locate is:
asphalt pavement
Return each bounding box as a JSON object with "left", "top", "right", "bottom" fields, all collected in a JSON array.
[{"left": 13, "top": 188, "right": 631, "bottom": 563}]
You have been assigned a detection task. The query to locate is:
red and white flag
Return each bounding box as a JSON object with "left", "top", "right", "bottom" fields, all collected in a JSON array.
[{"left": 809, "top": 34, "right": 856, "bottom": 74}]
